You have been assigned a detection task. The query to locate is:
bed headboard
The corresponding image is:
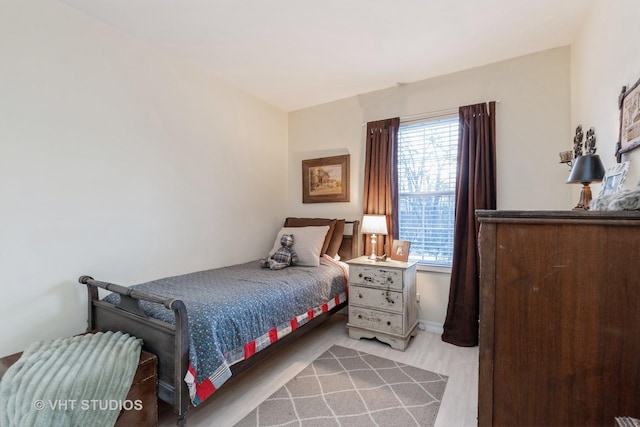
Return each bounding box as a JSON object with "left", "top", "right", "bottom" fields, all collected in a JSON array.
[
  {"left": 283, "top": 217, "right": 360, "bottom": 261},
  {"left": 337, "top": 220, "right": 359, "bottom": 261}
]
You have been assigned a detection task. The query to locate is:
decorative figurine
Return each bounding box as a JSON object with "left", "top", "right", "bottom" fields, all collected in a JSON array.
[
  {"left": 573, "top": 124, "right": 584, "bottom": 157},
  {"left": 585, "top": 127, "right": 597, "bottom": 154}
]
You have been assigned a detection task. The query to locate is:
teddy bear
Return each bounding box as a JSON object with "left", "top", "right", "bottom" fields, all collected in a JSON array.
[{"left": 260, "top": 234, "right": 298, "bottom": 270}]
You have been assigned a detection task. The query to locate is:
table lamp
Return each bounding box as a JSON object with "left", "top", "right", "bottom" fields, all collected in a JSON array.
[
  {"left": 567, "top": 154, "right": 605, "bottom": 210},
  {"left": 361, "top": 214, "right": 388, "bottom": 260}
]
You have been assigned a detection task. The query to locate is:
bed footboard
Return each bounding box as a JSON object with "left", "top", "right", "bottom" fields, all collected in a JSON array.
[{"left": 79, "top": 276, "right": 190, "bottom": 426}]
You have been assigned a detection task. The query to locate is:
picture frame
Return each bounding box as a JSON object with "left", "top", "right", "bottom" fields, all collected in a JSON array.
[
  {"left": 616, "top": 76, "right": 640, "bottom": 162},
  {"left": 598, "top": 161, "right": 629, "bottom": 198},
  {"left": 390, "top": 240, "right": 411, "bottom": 262},
  {"left": 302, "top": 154, "right": 350, "bottom": 203}
]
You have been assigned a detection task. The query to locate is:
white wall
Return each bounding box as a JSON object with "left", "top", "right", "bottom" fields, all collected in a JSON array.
[
  {"left": 4, "top": 0, "right": 612, "bottom": 353},
  {"left": 0, "top": 0, "right": 288, "bottom": 356},
  {"left": 288, "top": 48, "right": 572, "bottom": 329},
  {"left": 571, "top": 0, "right": 640, "bottom": 194}
]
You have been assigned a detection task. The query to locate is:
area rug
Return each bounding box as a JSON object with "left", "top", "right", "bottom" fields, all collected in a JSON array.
[{"left": 236, "top": 345, "right": 448, "bottom": 427}]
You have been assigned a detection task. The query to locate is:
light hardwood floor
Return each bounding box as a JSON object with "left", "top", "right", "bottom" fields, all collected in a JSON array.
[{"left": 158, "top": 312, "right": 479, "bottom": 427}]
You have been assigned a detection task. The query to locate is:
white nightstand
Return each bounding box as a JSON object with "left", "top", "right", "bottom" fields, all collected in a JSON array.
[{"left": 346, "top": 256, "right": 418, "bottom": 351}]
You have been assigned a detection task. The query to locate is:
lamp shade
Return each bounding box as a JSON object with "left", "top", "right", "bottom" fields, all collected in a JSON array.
[
  {"left": 567, "top": 155, "right": 605, "bottom": 183},
  {"left": 361, "top": 214, "right": 388, "bottom": 235}
]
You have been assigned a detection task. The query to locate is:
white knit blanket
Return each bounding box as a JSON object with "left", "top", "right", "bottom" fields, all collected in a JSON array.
[{"left": 0, "top": 331, "right": 142, "bottom": 427}]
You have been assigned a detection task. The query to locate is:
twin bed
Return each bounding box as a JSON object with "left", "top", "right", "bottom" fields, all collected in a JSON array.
[{"left": 79, "top": 217, "right": 359, "bottom": 426}]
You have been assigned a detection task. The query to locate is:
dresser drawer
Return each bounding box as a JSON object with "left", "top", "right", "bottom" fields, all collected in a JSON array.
[
  {"left": 349, "top": 306, "right": 403, "bottom": 335},
  {"left": 349, "top": 265, "right": 402, "bottom": 290},
  {"left": 351, "top": 285, "right": 403, "bottom": 313}
]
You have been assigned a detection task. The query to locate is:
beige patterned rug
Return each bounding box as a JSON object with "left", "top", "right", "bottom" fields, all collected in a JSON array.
[{"left": 236, "top": 345, "right": 448, "bottom": 427}]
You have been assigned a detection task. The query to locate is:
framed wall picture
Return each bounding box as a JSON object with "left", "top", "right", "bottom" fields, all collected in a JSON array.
[
  {"left": 616, "top": 76, "right": 640, "bottom": 162},
  {"left": 302, "top": 154, "right": 350, "bottom": 203},
  {"left": 598, "top": 161, "right": 629, "bottom": 198},
  {"left": 390, "top": 240, "right": 411, "bottom": 262}
]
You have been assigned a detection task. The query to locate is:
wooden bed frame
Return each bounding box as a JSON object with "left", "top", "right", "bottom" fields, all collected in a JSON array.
[{"left": 79, "top": 220, "right": 359, "bottom": 426}]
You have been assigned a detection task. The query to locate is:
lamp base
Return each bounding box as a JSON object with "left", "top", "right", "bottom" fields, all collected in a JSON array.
[
  {"left": 572, "top": 182, "right": 592, "bottom": 210},
  {"left": 369, "top": 234, "right": 377, "bottom": 260}
]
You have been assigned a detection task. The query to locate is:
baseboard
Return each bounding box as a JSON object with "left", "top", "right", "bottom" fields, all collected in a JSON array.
[{"left": 418, "top": 320, "right": 443, "bottom": 335}]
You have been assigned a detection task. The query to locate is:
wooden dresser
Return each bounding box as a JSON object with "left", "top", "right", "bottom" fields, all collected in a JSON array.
[
  {"left": 477, "top": 210, "right": 640, "bottom": 426},
  {"left": 346, "top": 256, "right": 418, "bottom": 351}
]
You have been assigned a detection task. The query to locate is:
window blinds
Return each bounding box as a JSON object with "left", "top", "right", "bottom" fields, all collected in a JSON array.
[{"left": 398, "top": 116, "right": 458, "bottom": 266}]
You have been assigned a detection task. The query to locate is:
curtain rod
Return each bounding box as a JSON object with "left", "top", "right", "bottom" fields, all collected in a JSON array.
[{"left": 361, "top": 100, "right": 500, "bottom": 126}]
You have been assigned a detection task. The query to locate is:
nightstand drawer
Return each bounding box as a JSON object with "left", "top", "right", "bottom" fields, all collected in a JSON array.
[
  {"left": 349, "top": 265, "right": 402, "bottom": 290},
  {"left": 351, "top": 285, "right": 403, "bottom": 313},
  {"left": 349, "top": 306, "right": 403, "bottom": 335}
]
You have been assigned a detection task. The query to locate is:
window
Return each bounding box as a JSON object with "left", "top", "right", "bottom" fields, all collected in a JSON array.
[{"left": 397, "top": 114, "right": 459, "bottom": 267}]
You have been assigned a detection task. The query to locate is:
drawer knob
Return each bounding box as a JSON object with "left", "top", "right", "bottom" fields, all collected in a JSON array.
[
  {"left": 383, "top": 291, "right": 395, "bottom": 304},
  {"left": 387, "top": 321, "right": 391, "bottom": 326},
  {"left": 358, "top": 293, "right": 363, "bottom": 298},
  {"left": 358, "top": 314, "right": 362, "bottom": 319},
  {"left": 358, "top": 273, "right": 363, "bottom": 278}
]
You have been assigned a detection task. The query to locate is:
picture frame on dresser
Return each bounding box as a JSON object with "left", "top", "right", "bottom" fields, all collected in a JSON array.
[
  {"left": 390, "top": 240, "right": 411, "bottom": 262},
  {"left": 599, "top": 161, "right": 629, "bottom": 198}
]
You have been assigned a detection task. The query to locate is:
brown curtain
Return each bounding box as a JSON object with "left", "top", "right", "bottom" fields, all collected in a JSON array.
[
  {"left": 363, "top": 118, "right": 400, "bottom": 257},
  {"left": 442, "top": 102, "right": 496, "bottom": 347}
]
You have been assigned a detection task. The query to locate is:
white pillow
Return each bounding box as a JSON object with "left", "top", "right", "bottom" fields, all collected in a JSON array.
[{"left": 269, "top": 226, "right": 330, "bottom": 267}]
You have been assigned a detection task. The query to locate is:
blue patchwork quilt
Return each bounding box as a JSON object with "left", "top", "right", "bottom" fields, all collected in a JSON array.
[{"left": 103, "top": 256, "right": 347, "bottom": 405}]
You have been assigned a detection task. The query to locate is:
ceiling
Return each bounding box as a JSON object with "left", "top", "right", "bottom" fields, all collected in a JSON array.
[{"left": 59, "top": 0, "right": 592, "bottom": 111}]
